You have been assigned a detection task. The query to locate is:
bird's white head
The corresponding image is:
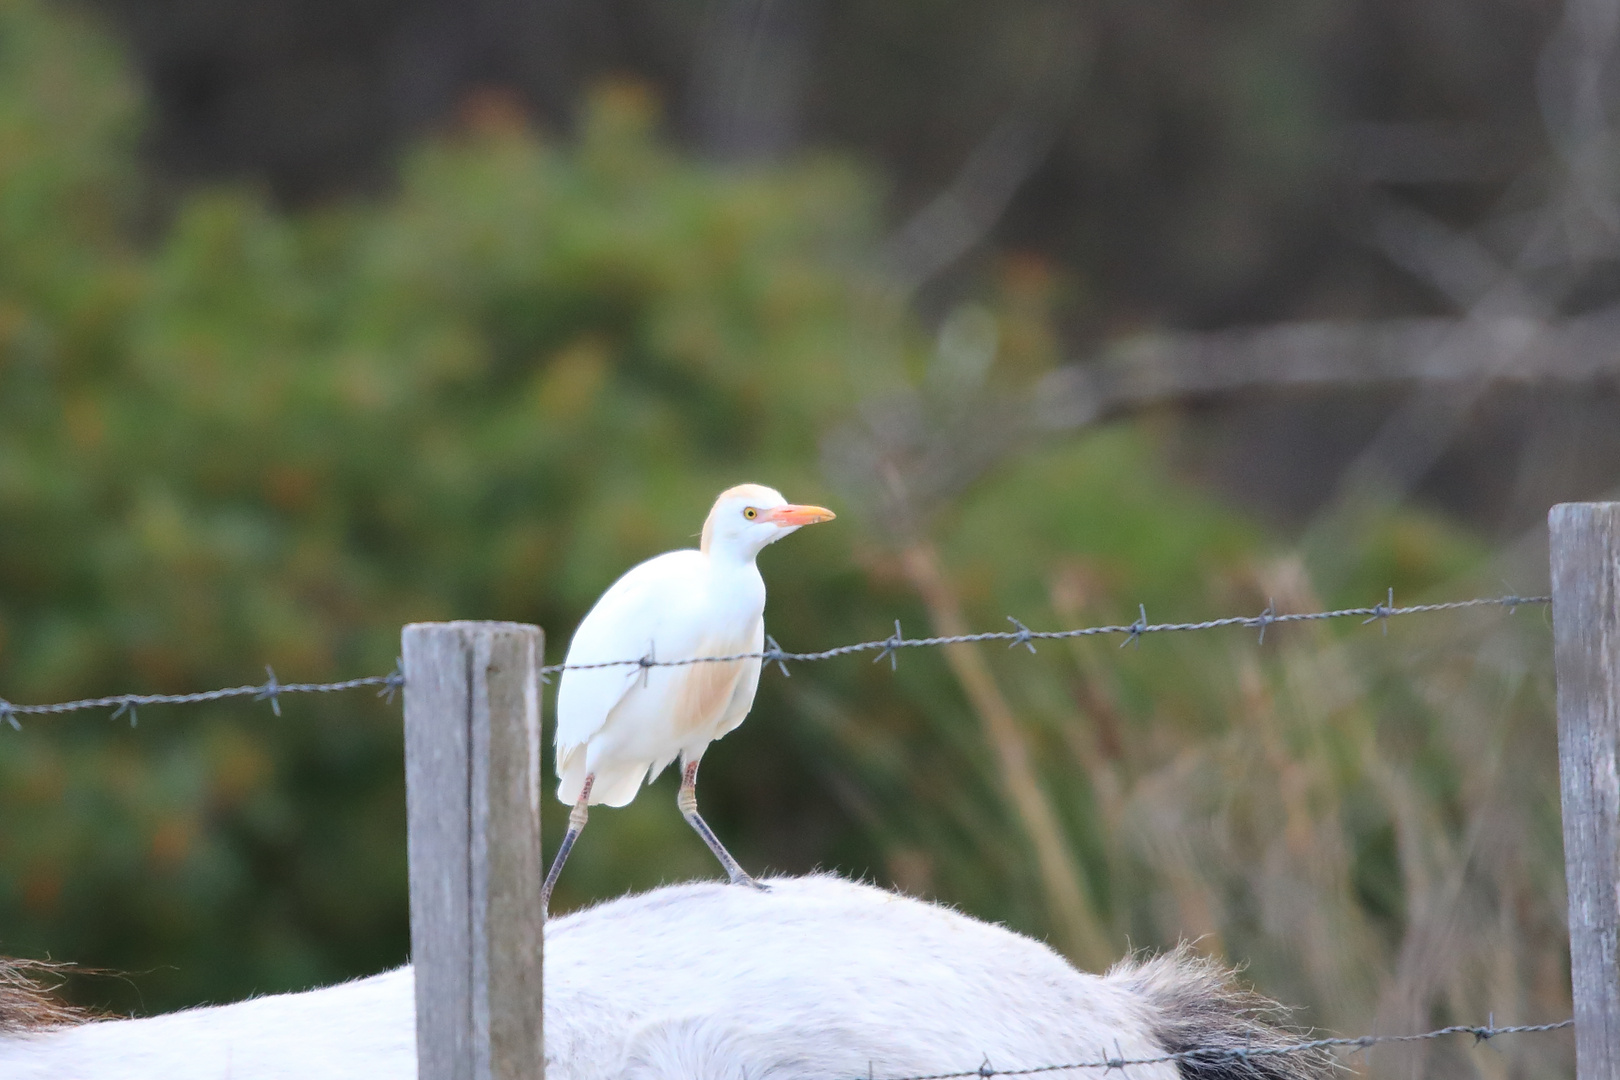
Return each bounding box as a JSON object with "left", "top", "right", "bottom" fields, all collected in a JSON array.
[{"left": 700, "top": 483, "right": 835, "bottom": 561}]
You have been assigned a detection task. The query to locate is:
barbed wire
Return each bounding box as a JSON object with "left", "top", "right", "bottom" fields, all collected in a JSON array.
[
  {"left": 546, "top": 591, "right": 1549, "bottom": 675},
  {"left": 0, "top": 592, "right": 1547, "bottom": 726},
  {"left": 858, "top": 1018, "right": 1574, "bottom": 1080},
  {"left": 0, "top": 665, "right": 405, "bottom": 729}
]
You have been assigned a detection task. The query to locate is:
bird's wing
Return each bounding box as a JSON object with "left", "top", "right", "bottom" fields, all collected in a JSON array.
[
  {"left": 711, "top": 618, "right": 764, "bottom": 740},
  {"left": 554, "top": 550, "right": 705, "bottom": 759}
]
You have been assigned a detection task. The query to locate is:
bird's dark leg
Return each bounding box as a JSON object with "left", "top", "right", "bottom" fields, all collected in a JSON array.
[
  {"left": 678, "top": 759, "right": 768, "bottom": 890},
  {"left": 541, "top": 775, "right": 593, "bottom": 917}
]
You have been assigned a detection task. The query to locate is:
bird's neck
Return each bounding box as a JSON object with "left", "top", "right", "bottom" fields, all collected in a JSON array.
[
  {"left": 703, "top": 544, "right": 764, "bottom": 577},
  {"left": 698, "top": 548, "right": 768, "bottom": 622}
]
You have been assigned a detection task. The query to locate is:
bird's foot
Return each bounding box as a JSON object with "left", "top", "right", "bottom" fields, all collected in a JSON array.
[{"left": 729, "top": 871, "right": 771, "bottom": 892}]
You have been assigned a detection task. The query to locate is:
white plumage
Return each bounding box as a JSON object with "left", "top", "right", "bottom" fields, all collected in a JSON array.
[
  {"left": 553, "top": 545, "right": 765, "bottom": 808},
  {"left": 543, "top": 483, "right": 835, "bottom": 907}
]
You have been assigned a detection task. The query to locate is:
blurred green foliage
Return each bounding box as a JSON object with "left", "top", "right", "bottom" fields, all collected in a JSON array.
[
  {"left": 0, "top": 1, "right": 1574, "bottom": 1068},
  {"left": 0, "top": 0, "right": 892, "bottom": 1009}
]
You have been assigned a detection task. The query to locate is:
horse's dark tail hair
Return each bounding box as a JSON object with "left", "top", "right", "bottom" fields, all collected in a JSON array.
[
  {"left": 0, "top": 957, "right": 94, "bottom": 1033},
  {"left": 1109, "top": 944, "right": 1332, "bottom": 1080}
]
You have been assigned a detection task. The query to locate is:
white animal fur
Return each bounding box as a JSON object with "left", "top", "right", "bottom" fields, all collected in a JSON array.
[{"left": 0, "top": 875, "right": 1324, "bottom": 1080}]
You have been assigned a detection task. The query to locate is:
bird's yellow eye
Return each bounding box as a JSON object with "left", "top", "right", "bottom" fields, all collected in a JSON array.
[{"left": 744, "top": 507, "right": 758, "bottom": 520}]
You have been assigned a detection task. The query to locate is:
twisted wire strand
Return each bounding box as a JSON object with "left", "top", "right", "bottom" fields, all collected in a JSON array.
[
  {"left": 542, "top": 593, "right": 1549, "bottom": 674},
  {"left": 859, "top": 1018, "right": 1573, "bottom": 1080},
  {"left": 0, "top": 594, "right": 1547, "bottom": 724},
  {"left": 0, "top": 666, "right": 404, "bottom": 728}
]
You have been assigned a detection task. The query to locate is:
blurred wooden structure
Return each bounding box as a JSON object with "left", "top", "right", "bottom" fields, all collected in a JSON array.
[
  {"left": 403, "top": 622, "right": 546, "bottom": 1080},
  {"left": 1551, "top": 502, "right": 1620, "bottom": 1080}
]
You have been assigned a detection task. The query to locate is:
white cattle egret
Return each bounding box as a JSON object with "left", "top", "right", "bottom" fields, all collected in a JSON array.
[{"left": 541, "top": 483, "right": 835, "bottom": 911}]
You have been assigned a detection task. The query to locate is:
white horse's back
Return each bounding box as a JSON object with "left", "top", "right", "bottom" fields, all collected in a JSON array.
[{"left": 0, "top": 875, "right": 1324, "bottom": 1080}]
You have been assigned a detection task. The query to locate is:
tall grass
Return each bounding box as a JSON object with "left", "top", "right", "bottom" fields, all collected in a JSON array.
[{"left": 795, "top": 442, "right": 1572, "bottom": 1078}]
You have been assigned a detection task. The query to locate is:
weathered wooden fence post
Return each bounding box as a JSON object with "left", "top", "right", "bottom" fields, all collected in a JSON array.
[
  {"left": 1551, "top": 503, "right": 1620, "bottom": 1080},
  {"left": 402, "top": 621, "right": 545, "bottom": 1080}
]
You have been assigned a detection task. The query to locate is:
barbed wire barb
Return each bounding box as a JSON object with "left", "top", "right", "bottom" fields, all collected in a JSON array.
[
  {"left": 378, "top": 658, "right": 406, "bottom": 702},
  {"left": 255, "top": 666, "right": 283, "bottom": 717},
  {"left": 1120, "top": 604, "right": 1147, "bottom": 649},
  {"left": 1362, "top": 587, "right": 1394, "bottom": 635},
  {"left": 1255, "top": 599, "right": 1275, "bottom": 644},
  {"left": 875, "top": 620, "right": 905, "bottom": 670},
  {"left": 1105, "top": 1037, "right": 1127, "bottom": 1072},
  {"left": 764, "top": 635, "right": 792, "bottom": 677},
  {"left": 1006, "top": 617, "right": 1037, "bottom": 653}
]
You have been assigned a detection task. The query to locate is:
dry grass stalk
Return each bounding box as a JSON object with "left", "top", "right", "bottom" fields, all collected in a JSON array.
[{"left": 899, "top": 538, "right": 1112, "bottom": 968}]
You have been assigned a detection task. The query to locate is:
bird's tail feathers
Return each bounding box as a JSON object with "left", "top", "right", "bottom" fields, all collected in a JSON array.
[
  {"left": 557, "top": 745, "right": 649, "bottom": 807},
  {"left": 556, "top": 745, "right": 590, "bottom": 805},
  {"left": 594, "top": 764, "right": 650, "bottom": 807}
]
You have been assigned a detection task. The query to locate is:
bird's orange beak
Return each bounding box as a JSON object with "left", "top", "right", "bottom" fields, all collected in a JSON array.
[{"left": 766, "top": 504, "right": 836, "bottom": 527}]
